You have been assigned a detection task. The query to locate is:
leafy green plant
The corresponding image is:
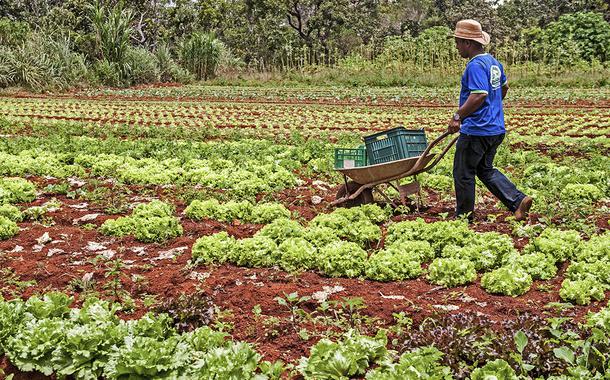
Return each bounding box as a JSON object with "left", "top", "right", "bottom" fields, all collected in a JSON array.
[
  {"left": 366, "top": 250, "right": 423, "bottom": 282},
  {"left": 277, "top": 237, "right": 317, "bottom": 272},
  {"left": 99, "top": 200, "right": 183, "bottom": 243},
  {"left": 470, "top": 359, "right": 518, "bottom": 380},
  {"left": 317, "top": 241, "right": 368, "bottom": 278},
  {"left": 481, "top": 267, "right": 532, "bottom": 296},
  {"left": 256, "top": 218, "right": 305, "bottom": 243},
  {"left": 441, "top": 231, "right": 516, "bottom": 271},
  {"left": 427, "top": 258, "right": 476, "bottom": 287},
  {"left": 191, "top": 231, "right": 237, "bottom": 265},
  {"left": 234, "top": 235, "right": 279, "bottom": 268},
  {"left": 180, "top": 32, "right": 223, "bottom": 81},
  {"left": 0, "top": 177, "right": 36, "bottom": 204},
  {"left": 523, "top": 228, "right": 581, "bottom": 262},
  {"left": 0, "top": 204, "right": 22, "bottom": 222},
  {"left": 298, "top": 329, "right": 388, "bottom": 379},
  {"left": 559, "top": 278, "right": 606, "bottom": 305},
  {"left": 0, "top": 216, "right": 18, "bottom": 239},
  {"left": 365, "top": 346, "right": 452, "bottom": 379},
  {"left": 510, "top": 252, "right": 558, "bottom": 280}
]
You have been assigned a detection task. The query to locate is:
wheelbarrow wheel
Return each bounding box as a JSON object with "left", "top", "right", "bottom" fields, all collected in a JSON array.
[{"left": 335, "top": 181, "right": 374, "bottom": 207}]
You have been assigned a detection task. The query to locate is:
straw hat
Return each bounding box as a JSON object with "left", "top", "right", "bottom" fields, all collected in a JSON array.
[{"left": 453, "top": 19, "right": 490, "bottom": 45}]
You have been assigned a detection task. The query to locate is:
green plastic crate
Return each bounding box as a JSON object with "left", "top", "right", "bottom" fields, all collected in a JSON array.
[
  {"left": 364, "top": 127, "right": 427, "bottom": 165},
  {"left": 334, "top": 147, "right": 367, "bottom": 169}
]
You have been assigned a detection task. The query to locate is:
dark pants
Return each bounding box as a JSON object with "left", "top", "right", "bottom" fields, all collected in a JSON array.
[{"left": 453, "top": 133, "right": 526, "bottom": 219}]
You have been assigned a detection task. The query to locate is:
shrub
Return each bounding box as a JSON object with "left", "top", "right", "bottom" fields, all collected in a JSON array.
[
  {"left": 180, "top": 32, "right": 223, "bottom": 80},
  {"left": 427, "top": 258, "right": 476, "bottom": 287},
  {"left": 481, "top": 267, "right": 532, "bottom": 296},
  {"left": 123, "top": 47, "right": 160, "bottom": 85}
]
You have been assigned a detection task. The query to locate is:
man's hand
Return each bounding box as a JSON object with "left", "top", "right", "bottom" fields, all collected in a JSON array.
[{"left": 448, "top": 118, "right": 461, "bottom": 134}]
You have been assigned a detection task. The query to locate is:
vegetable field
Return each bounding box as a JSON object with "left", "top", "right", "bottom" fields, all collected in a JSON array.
[{"left": 0, "top": 85, "right": 609, "bottom": 379}]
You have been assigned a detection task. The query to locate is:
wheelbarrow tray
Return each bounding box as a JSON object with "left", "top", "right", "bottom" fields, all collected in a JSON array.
[{"left": 336, "top": 153, "right": 436, "bottom": 185}]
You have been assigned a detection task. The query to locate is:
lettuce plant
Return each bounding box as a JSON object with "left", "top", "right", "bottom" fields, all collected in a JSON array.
[
  {"left": 523, "top": 228, "right": 581, "bottom": 262},
  {"left": 256, "top": 218, "right": 305, "bottom": 243},
  {"left": 366, "top": 250, "right": 423, "bottom": 282},
  {"left": 0, "top": 177, "right": 37, "bottom": 204},
  {"left": 384, "top": 240, "right": 435, "bottom": 263},
  {"left": 481, "top": 267, "right": 532, "bottom": 297},
  {"left": 0, "top": 204, "right": 23, "bottom": 222},
  {"left": 234, "top": 235, "right": 279, "bottom": 268},
  {"left": 365, "top": 346, "right": 452, "bottom": 379},
  {"left": 470, "top": 359, "right": 517, "bottom": 380},
  {"left": 277, "top": 237, "right": 317, "bottom": 272},
  {"left": 0, "top": 216, "right": 19, "bottom": 240},
  {"left": 510, "top": 252, "right": 557, "bottom": 280},
  {"left": 427, "top": 258, "right": 477, "bottom": 287},
  {"left": 317, "top": 241, "right": 368, "bottom": 278},
  {"left": 559, "top": 278, "right": 606, "bottom": 306},
  {"left": 191, "top": 232, "right": 237, "bottom": 265},
  {"left": 298, "top": 330, "right": 388, "bottom": 379}
]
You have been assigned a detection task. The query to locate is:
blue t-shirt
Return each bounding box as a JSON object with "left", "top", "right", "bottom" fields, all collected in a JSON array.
[{"left": 459, "top": 53, "right": 507, "bottom": 136}]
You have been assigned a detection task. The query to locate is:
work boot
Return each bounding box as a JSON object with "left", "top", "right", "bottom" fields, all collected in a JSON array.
[{"left": 514, "top": 196, "right": 533, "bottom": 221}]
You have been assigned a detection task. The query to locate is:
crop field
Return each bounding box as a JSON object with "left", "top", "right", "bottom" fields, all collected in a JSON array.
[{"left": 0, "top": 85, "right": 609, "bottom": 379}]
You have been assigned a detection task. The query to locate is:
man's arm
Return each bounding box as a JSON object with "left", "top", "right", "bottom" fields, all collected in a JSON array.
[
  {"left": 448, "top": 93, "right": 487, "bottom": 133},
  {"left": 502, "top": 83, "right": 509, "bottom": 100}
]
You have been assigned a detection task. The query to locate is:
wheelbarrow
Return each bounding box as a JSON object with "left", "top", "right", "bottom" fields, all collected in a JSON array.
[{"left": 332, "top": 131, "right": 458, "bottom": 208}]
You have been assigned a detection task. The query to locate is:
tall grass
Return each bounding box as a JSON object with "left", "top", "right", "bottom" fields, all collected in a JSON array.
[{"left": 180, "top": 32, "right": 222, "bottom": 81}]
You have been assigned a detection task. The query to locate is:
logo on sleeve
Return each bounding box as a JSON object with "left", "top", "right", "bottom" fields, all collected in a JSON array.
[{"left": 490, "top": 65, "right": 501, "bottom": 89}]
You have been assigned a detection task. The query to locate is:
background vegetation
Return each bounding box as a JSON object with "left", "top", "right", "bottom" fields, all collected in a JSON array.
[{"left": 0, "top": 0, "right": 608, "bottom": 91}]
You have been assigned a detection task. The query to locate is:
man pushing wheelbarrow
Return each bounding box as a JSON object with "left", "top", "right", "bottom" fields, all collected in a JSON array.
[{"left": 448, "top": 19, "right": 532, "bottom": 222}]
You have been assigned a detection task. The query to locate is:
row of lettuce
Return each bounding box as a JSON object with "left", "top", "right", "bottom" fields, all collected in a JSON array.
[
  {"left": 185, "top": 203, "right": 610, "bottom": 305},
  {"left": 1, "top": 172, "right": 609, "bottom": 305},
  {"left": 1, "top": 168, "right": 609, "bottom": 305},
  {"left": 0, "top": 132, "right": 607, "bottom": 207},
  {"left": 2, "top": 291, "right": 610, "bottom": 379}
]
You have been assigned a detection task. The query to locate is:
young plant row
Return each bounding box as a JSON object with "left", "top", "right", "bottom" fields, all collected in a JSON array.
[
  {"left": 191, "top": 205, "right": 610, "bottom": 304},
  {"left": 3, "top": 291, "right": 610, "bottom": 379}
]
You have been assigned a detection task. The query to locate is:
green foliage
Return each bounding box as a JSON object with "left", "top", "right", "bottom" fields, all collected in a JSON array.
[
  {"left": 365, "top": 346, "right": 452, "bottom": 380},
  {"left": 527, "top": 12, "right": 610, "bottom": 64},
  {"left": 385, "top": 219, "right": 474, "bottom": 255},
  {"left": 181, "top": 32, "right": 223, "bottom": 81},
  {"left": 441, "top": 232, "right": 516, "bottom": 271},
  {"left": 384, "top": 240, "right": 435, "bottom": 263},
  {"left": 277, "top": 237, "right": 317, "bottom": 272},
  {"left": 0, "top": 177, "right": 36, "bottom": 204},
  {"left": 186, "top": 199, "right": 290, "bottom": 224},
  {"left": 256, "top": 218, "right": 305, "bottom": 243},
  {"left": 574, "top": 232, "right": 610, "bottom": 263},
  {"left": 234, "top": 235, "right": 279, "bottom": 268},
  {"left": 191, "top": 231, "right": 237, "bottom": 265},
  {"left": 309, "top": 207, "right": 383, "bottom": 247},
  {"left": 510, "top": 252, "right": 558, "bottom": 280},
  {"left": 123, "top": 47, "right": 160, "bottom": 85},
  {"left": 317, "top": 241, "right": 368, "bottom": 278},
  {"left": 366, "top": 250, "right": 423, "bottom": 282},
  {"left": 470, "top": 359, "right": 518, "bottom": 380},
  {"left": 0, "top": 216, "right": 19, "bottom": 240},
  {"left": 565, "top": 261, "right": 610, "bottom": 285},
  {"left": 559, "top": 278, "right": 606, "bottom": 306},
  {"left": 586, "top": 302, "right": 610, "bottom": 333},
  {"left": 481, "top": 267, "right": 532, "bottom": 297},
  {"left": 560, "top": 183, "right": 604, "bottom": 204},
  {"left": 523, "top": 228, "right": 581, "bottom": 262},
  {"left": 99, "top": 200, "right": 183, "bottom": 243},
  {"left": 298, "top": 330, "right": 388, "bottom": 379},
  {"left": 427, "top": 258, "right": 477, "bottom": 287},
  {"left": 0, "top": 204, "right": 21, "bottom": 222}
]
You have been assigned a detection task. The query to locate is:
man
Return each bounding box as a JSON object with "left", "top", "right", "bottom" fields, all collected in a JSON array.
[{"left": 448, "top": 19, "right": 532, "bottom": 222}]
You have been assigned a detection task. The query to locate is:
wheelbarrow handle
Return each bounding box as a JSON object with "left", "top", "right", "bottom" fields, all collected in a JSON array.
[{"left": 408, "top": 130, "right": 457, "bottom": 175}]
